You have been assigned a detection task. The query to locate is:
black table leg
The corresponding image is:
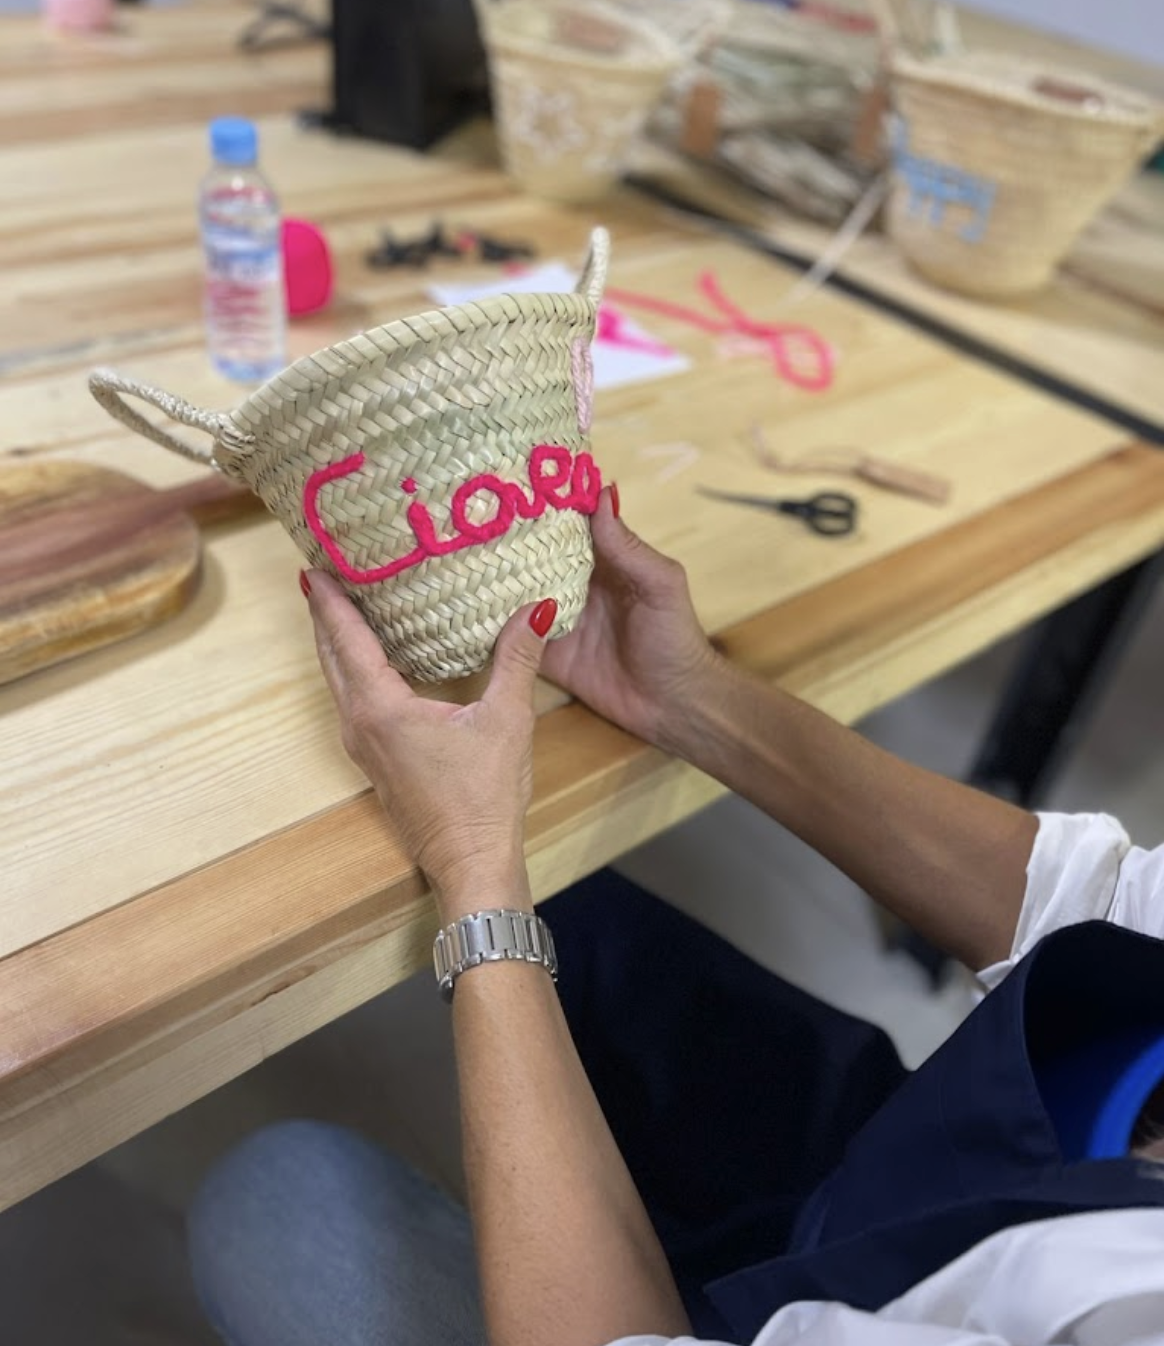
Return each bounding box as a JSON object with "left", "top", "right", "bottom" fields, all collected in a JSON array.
[
  {"left": 967, "top": 549, "right": 1164, "bottom": 807},
  {"left": 896, "top": 550, "right": 1164, "bottom": 983}
]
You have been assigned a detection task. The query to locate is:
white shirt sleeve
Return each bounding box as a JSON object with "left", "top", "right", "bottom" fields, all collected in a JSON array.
[
  {"left": 608, "top": 1320, "right": 1007, "bottom": 1346},
  {"left": 610, "top": 1319, "right": 1010, "bottom": 1346},
  {"left": 977, "top": 812, "right": 1164, "bottom": 991},
  {"left": 604, "top": 1209, "right": 1164, "bottom": 1346}
]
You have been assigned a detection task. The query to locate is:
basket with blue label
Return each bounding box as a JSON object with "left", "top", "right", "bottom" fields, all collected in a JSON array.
[{"left": 887, "top": 51, "right": 1164, "bottom": 299}]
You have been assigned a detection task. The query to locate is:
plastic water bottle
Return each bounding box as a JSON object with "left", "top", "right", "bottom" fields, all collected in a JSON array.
[{"left": 200, "top": 116, "right": 286, "bottom": 383}]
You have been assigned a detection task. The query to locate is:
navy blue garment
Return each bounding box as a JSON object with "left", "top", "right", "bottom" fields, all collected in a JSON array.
[
  {"left": 543, "top": 872, "right": 1164, "bottom": 1342},
  {"left": 544, "top": 872, "right": 907, "bottom": 1336}
]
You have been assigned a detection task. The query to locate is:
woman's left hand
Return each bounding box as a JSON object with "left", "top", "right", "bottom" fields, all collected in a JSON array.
[{"left": 303, "top": 570, "right": 556, "bottom": 922}]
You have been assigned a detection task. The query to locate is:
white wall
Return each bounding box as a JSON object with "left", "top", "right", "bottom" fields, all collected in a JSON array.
[{"left": 961, "top": 0, "right": 1164, "bottom": 68}]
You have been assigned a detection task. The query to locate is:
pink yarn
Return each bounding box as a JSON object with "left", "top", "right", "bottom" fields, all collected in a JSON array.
[
  {"left": 282, "top": 219, "right": 334, "bottom": 318},
  {"left": 570, "top": 338, "right": 595, "bottom": 435},
  {"left": 604, "top": 272, "right": 835, "bottom": 392},
  {"left": 595, "top": 305, "right": 676, "bottom": 358},
  {"left": 303, "top": 444, "right": 602, "bottom": 585}
]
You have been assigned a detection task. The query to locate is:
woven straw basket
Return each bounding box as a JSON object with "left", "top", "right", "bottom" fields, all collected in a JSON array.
[
  {"left": 477, "top": 1, "right": 681, "bottom": 203},
  {"left": 89, "top": 228, "right": 610, "bottom": 683},
  {"left": 887, "top": 52, "right": 1164, "bottom": 298}
]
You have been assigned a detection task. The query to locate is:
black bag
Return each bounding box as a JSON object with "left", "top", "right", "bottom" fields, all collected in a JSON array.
[{"left": 328, "top": 0, "right": 489, "bottom": 149}]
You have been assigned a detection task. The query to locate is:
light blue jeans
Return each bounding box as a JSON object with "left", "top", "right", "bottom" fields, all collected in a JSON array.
[{"left": 188, "top": 1120, "right": 484, "bottom": 1346}]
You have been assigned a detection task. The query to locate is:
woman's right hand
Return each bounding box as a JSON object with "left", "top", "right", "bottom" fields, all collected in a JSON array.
[{"left": 542, "top": 486, "right": 721, "bottom": 748}]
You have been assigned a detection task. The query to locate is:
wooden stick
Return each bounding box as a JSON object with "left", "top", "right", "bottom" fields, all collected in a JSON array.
[{"left": 751, "top": 427, "right": 951, "bottom": 505}]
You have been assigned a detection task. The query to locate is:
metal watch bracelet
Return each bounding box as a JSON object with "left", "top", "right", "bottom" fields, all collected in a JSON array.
[{"left": 433, "top": 908, "right": 558, "bottom": 1002}]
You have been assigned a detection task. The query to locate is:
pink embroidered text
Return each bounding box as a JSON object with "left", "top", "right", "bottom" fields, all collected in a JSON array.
[{"left": 304, "top": 444, "right": 602, "bottom": 585}]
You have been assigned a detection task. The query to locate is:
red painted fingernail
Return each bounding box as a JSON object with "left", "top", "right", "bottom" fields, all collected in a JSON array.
[
  {"left": 529, "top": 598, "right": 558, "bottom": 638},
  {"left": 610, "top": 481, "right": 621, "bottom": 518},
  {"left": 299, "top": 570, "right": 311, "bottom": 597}
]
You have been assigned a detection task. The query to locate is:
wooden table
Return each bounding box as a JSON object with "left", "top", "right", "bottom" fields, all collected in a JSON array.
[{"left": 3, "top": 2, "right": 1164, "bottom": 1213}]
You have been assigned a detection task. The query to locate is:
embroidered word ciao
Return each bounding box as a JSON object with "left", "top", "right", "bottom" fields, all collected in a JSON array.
[{"left": 304, "top": 444, "right": 602, "bottom": 585}]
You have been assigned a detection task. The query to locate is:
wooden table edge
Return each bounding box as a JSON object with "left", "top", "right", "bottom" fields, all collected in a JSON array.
[{"left": 3, "top": 441, "right": 1164, "bottom": 1210}]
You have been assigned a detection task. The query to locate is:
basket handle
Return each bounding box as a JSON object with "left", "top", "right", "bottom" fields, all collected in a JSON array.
[
  {"left": 575, "top": 227, "right": 611, "bottom": 308},
  {"left": 88, "top": 368, "right": 244, "bottom": 467}
]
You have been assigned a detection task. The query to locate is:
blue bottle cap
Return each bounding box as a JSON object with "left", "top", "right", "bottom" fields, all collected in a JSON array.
[{"left": 209, "top": 116, "right": 258, "bottom": 166}]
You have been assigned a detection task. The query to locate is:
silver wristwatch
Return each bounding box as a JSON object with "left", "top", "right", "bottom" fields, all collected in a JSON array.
[{"left": 433, "top": 908, "right": 558, "bottom": 1002}]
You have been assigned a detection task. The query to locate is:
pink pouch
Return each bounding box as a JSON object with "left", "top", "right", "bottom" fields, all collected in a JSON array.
[{"left": 43, "top": 0, "right": 113, "bottom": 31}]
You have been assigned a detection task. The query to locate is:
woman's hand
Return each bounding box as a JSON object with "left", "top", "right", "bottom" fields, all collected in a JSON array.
[
  {"left": 304, "top": 571, "right": 556, "bottom": 921},
  {"left": 542, "top": 486, "right": 721, "bottom": 749}
]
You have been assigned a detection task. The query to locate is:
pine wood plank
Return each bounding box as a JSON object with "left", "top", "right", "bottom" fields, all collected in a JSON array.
[
  {"left": 3, "top": 441, "right": 1164, "bottom": 1213},
  {"left": 0, "top": 1, "right": 328, "bottom": 147},
  {"left": 3, "top": 0, "right": 1163, "bottom": 1214},
  {"left": 0, "top": 218, "right": 1128, "bottom": 961}
]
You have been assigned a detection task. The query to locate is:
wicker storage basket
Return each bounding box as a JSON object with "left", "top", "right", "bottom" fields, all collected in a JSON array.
[
  {"left": 478, "top": 0, "right": 681, "bottom": 203},
  {"left": 887, "top": 52, "right": 1164, "bottom": 298},
  {"left": 89, "top": 229, "right": 610, "bottom": 683}
]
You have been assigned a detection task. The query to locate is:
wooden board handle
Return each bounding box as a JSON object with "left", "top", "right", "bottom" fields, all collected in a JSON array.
[
  {"left": 161, "top": 473, "right": 266, "bottom": 526},
  {"left": 88, "top": 369, "right": 250, "bottom": 467}
]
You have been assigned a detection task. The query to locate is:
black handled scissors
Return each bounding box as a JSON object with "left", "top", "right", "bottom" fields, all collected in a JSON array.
[{"left": 698, "top": 487, "right": 858, "bottom": 537}]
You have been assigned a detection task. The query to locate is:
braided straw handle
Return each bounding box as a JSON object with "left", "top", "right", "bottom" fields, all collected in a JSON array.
[
  {"left": 88, "top": 368, "right": 242, "bottom": 467},
  {"left": 575, "top": 227, "right": 611, "bottom": 308}
]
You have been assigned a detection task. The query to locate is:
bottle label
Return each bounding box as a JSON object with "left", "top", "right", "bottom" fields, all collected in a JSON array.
[{"left": 204, "top": 231, "right": 280, "bottom": 287}]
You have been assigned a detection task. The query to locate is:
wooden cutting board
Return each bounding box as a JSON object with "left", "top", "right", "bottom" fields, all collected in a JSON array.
[{"left": 0, "top": 459, "right": 265, "bottom": 685}]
